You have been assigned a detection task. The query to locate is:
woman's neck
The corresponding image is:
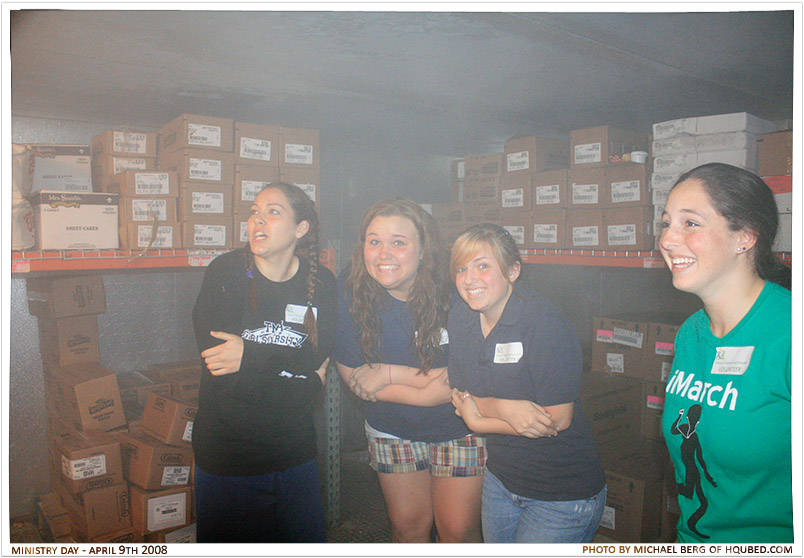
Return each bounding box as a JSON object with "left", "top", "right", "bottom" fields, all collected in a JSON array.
[
  {"left": 254, "top": 251, "right": 299, "bottom": 282},
  {"left": 703, "top": 273, "right": 765, "bottom": 338}
]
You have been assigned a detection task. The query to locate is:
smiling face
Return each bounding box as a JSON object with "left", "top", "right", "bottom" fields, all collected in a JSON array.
[
  {"left": 454, "top": 242, "right": 520, "bottom": 326},
  {"left": 659, "top": 178, "right": 750, "bottom": 300},
  {"left": 247, "top": 187, "right": 309, "bottom": 264},
  {"left": 363, "top": 215, "right": 423, "bottom": 301}
]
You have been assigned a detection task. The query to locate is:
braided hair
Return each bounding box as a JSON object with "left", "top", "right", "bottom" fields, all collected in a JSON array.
[{"left": 244, "top": 182, "right": 323, "bottom": 351}]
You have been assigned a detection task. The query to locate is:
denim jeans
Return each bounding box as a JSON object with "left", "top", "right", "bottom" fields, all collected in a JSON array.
[
  {"left": 481, "top": 469, "right": 607, "bottom": 543},
  {"left": 194, "top": 459, "right": 326, "bottom": 543}
]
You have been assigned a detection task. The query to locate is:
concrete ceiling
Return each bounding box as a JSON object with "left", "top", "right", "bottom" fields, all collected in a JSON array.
[{"left": 9, "top": 8, "right": 795, "bottom": 156}]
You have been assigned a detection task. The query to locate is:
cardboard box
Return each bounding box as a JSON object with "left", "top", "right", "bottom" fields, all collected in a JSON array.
[
  {"left": 499, "top": 209, "right": 531, "bottom": 249},
  {"left": 234, "top": 164, "right": 281, "bottom": 209},
  {"left": 159, "top": 148, "right": 235, "bottom": 186},
  {"left": 104, "top": 170, "right": 178, "bottom": 198},
  {"left": 652, "top": 117, "right": 697, "bottom": 140},
  {"left": 72, "top": 526, "right": 142, "bottom": 544},
  {"left": 641, "top": 381, "right": 666, "bottom": 441},
  {"left": 504, "top": 134, "right": 569, "bottom": 174},
  {"left": 119, "top": 222, "right": 181, "bottom": 250},
  {"left": 139, "top": 393, "right": 196, "bottom": 447},
  {"left": 279, "top": 166, "right": 320, "bottom": 207},
  {"left": 661, "top": 462, "right": 681, "bottom": 542},
  {"left": 50, "top": 363, "right": 126, "bottom": 432},
  {"left": 500, "top": 172, "right": 532, "bottom": 212},
  {"left": 117, "top": 371, "right": 171, "bottom": 410},
  {"left": 233, "top": 211, "right": 249, "bottom": 249},
  {"left": 92, "top": 130, "right": 157, "bottom": 159},
  {"left": 162, "top": 370, "right": 201, "bottom": 403},
  {"left": 653, "top": 152, "right": 698, "bottom": 175},
  {"left": 604, "top": 206, "right": 655, "bottom": 251},
  {"left": 27, "top": 275, "right": 106, "bottom": 318},
  {"left": 579, "top": 373, "right": 642, "bottom": 446},
  {"left": 597, "top": 439, "right": 667, "bottom": 542},
  {"left": 566, "top": 208, "right": 604, "bottom": 249},
  {"left": 235, "top": 122, "right": 280, "bottom": 166},
  {"left": 651, "top": 135, "right": 697, "bottom": 157},
  {"left": 180, "top": 217, "right": 232, "bottom": 250},
  {"left": 644, "top": 319, "right": 683, "bottom": 383},
  {"left": 119, "top": 197, "right": 177, "bottom": 224},
  {"left": 606, "top": 164, "right": 649, "bottom": 208},
  {"left": 464, "top": 153, "right": 504, "bottom": 179},
  {"left": 13, "top": 144, "right": 93, "bottom": 194},
  {"left": 651, "top": 171, "right": 683, "bottom": 192},
  {"left": 464, "top": 176, "right": 501, "bottom": 203},
  {"left": 157, "top": 113, "right": 234, "bottom": 154},
  {"left": 92, "top": 155, "right": 157, "bottom": 193},
  {"left": 177, "top": 182, "right": 233, "bottom": 220},
  {"left": 696, "top": 148, "right": 757, "bottom": 171},
  {"left": 531, "top": 208, "right": 567, "bottom": 250},
  {"left": 571, "top": 126, "right": 648, "bottom": 168},
  {"left": 464, "top": 199, "right": 502, "bottom": 225},
  {"left": 38, "top": 315, "right": 100, "bottom": 368},
  {"left": 129, "top": 485, "right": 193, "bottom": 536},
  {"left": 431, "top": 203, "right": 466, "bottom": 226},
  {"left": 694, "top": 111, "right": 777, "bottom": 136},
  {"left": 590, "top": 316, "right": 648, "bottom": 378},
  {"left": 568, "top": 167, "right": 606, "bottom": 208},
  {"left": 450, "top": 180, "right": 464, "bottom": 204},
  {"left": 695, "top": 131, "right": 757, "bottom": 153},
  {"left": 532, "top": 169, "right": 569, "bottom": 209},
  {"left": 58, "top": 482, "right": 132, "bottom": 540},
  {"left": 279, "top": 126, "right": 319, "bottom": 168},
  {"left": 55, "top": 428, "right": 124, "bottom": 494},
  {"left": 144, "top": 522, "right": 196, "bottom": 543},
  {"left": 757, "top": 130, "right": 793, "bottom": 177},
  {"left": 118, "top": 429, "right": 193, "bottom": 490},
  {"left": 35, "top": 493, "right": 72, "bottom": 542},
  {"left": 30, "top": 191, "right": 119, "bottom": 250}
]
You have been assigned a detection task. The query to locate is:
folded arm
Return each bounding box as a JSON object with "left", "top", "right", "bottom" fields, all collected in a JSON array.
[{"left": 451, "top": 390, "right": 574, "bottom": 438}]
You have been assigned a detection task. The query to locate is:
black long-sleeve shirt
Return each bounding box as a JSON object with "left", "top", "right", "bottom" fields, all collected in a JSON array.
[{"left": 191, "top": 249, "right": 337, "bottom": 476}]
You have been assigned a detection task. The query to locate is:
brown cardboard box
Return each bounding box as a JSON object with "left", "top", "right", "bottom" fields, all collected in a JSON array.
[
  {"left": 144, "top": 522, "right": 196, "bottom": 543},
  {"left": 431, "top": 202, "right": 466, "bottom": 226},
  {"left": 158, "top": 148, "right": 235, "bottom": 186},
  {"left": 644, "top": 319, "right": 684, "bottom": 383},
  {"left": 119, "top": 197, "right": 177, "bottom": 225},
  {"left": 464, "top": 153, "right": 504, "bottom": 180},
  {"left": 50, "top": 363, "right": 126, "bottom": 432},
  {"left": 579, "top": 373, "right": 642, "bottom": 446},
  {"left": 119, "top": 222, "right": 181, "bottom": 250},
  {"left": 450, "top": 180, "right": 464, "bottom": 204},
  {"left": 605, "top": 163, "right": 650, "bottom": 208},
  {"left": 757, "top": 130, "right": 793, "bottom": 177},
  {"left": 72, "top": 526, "right": 142, "bottom": 543},
  {"left": 590, "top": 316, "right": 648, "bottom": 378},
  {"left": 234, "top": 164, "right": 281, "bottom": 210},
  {"left": 104, "top": 170, "right": 178, "bottom": 198},
  {"left": 279, "top": 126, "right": 320, "bottom": 168},
  {"left": 464, "top": 176, "right": 501, "bottom": 203},
  {"left": 500, "top": 172, "right": 532, "bottom": 212},
  {"left": 35, "top": 493, "right": 72, "bottom": 542},
  {"left": 464, "top": 199, "right": 502, "bottom": 225},
  {"left": 499, "top": 209, "right": 532, "bottom": 249},
  {"left": 92, "top": 154, "right": 157, "bottom": 188},
  {"left": 118, "top": 429, "right": 193, "bottom": 490},
  {"left": 597, "top": 439, "right": 667, "bottom": 542},
  {"left": 92, "top": 130, "right": 157, "bottom": 159},
  {"left": 279, "top": 166, "right": 320, "bottom": 209},
  {"left": 571, "top": 126, "right": 648, "bottom": 168},
  {"left": 130, "top": 485, "right": 193, "bottom": 536},
  {"left": 603, "top": 206, "right": 655, "bottom": 251},
  {"left": 531, "top": 208, "right": 568, "bottom": 250},
  {"left": 641, "top": 381, "right": 666, "bottom": 441},
  {"left": 532, "top": 168, "right": 569, "bottom": 209},
  {"left": 235, "top": 122, "right": 281, "bottom": 167},
  {"left": 55, "top": 428, "right": 124, "bottom": 494},
  {"left": 568, "top": 167, "right": 606, "bottom": 208},
  {"left": 162, "top": 370, "right": 201, "bottom": 403},
  {"left": 233, "top": 211, "right": 249, "bottom": 249},
  {"left": 566, "top": 208, "right": 604, "bottom": 249},
  {"left": 180, "top": 216, "right": 232, "bottom": 249},
  {"left": 504, "top": 134, "right": 569, "bottom": 173},
  {"left": 38, "top": 315, "right": 100, "bottom": 368},
  {"left": 117, "top": 371, "right": 171, "bottom": 410},
  {"left": 177, "top": 182, "right": 234, "bottom": 221},
  {"left": 139, "top": 393, "right": 196, "bottom": 447},
  {"left": 157, "top": 113, "right": 234, "bottom": 154},
  {"left": 58, "top": 482, "right": 132, "bottom": 540}
]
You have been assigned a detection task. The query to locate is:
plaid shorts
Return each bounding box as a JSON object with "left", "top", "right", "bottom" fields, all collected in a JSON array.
[{"left": 366, "top": 423, "right": 487, "bottom": 478}]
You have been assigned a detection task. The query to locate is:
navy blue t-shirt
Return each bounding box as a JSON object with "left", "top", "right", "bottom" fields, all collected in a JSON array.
[
  {"left": 333, "top": 273, "right": 471, "bottom": 443},
  {"left": 448, "top": 285, "right": 605, "bottom": 501}
]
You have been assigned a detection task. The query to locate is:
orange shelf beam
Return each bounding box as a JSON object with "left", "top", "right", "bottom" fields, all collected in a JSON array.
[{"left": 521, "top": 249, "right": 667, "bottom": 268}]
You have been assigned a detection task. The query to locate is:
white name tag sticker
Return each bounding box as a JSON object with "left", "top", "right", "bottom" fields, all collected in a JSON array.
[
  {"left": 440, "top": 328, "right": 449, "bottom": 346},
  {"left": 494, "top": 342, "right": 523, "bottom": 364},
  {"left": 711, "top": 346, "right": 754, "bottom": 375},
  {"left": 285, "top": 304, "right": 316, "bottom": 323}
]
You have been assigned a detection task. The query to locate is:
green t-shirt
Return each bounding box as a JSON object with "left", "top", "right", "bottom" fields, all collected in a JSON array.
[{"left": 662, "top": 281, "right": 792, "bottom": 543}]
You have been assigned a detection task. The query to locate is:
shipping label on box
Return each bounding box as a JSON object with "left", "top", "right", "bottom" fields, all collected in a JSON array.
[
  {"left": 531, "top": 208, "right": 567, "bottom": 249},
  {"left": 591, "top": 316, "right": 647, "bottom": 378},
  {"left": 130, "top": 485, "right": 192, "bottom": 536},
  {"left": 500, "top": 171, "right": 531, "bottom": 211},
  {"left": 604, "top": 206, "right": 655, "bottom": 251},
  {"left": 119, "top": 198, "right": 176, "bottom": 223},
  {"left": 607, "top": 164, "right": 648, "bottom": 208},
  {"left": 139, "top": 393, "right": 197, "bottom": 447},
  {"left": 106, "top": 171, "right": 177, "bottom": 198},
  {"left": 158, "top": 114, "right": 234, "bottom": 154},
  {"left": 15, "top": 144, "right": 93, "bottom": 194},
  {"left": 27, "top": 275, "right": 106, "bottom": 318},
  {"left": 93, "top": 154, "right": 155, "bottom": 179},
  {"left": 235, "top": 164, "right": 281, "bottom": 207},
  {"left": 119, "top": 222, "right": 180, "bottom": 250},
  {"left": 159, "top": 149, "right": 235, "bottom": 185},
  {"left": 181, "top": 217, "right": 231, "bottom": 250},
  {"left": 119, "top": 429, "right": 193, "bottom": 490},
  {"left": 532, "top": 169, "right": 568, "bottom": 208},
  {"left": 55, "top": 429, "right": 124, "bottom": 494},
  {"left": 92, "top": 130, "right": 157, "bottom": 158},
  {"left": 566, "top": 209, "right": 604, "bottom": 249},
  {"left": 645, "top": 320, "right": 682, "bottom": 383},
  {"left": 178, "top": 182, "right": 233, "bottom": 220},
  {"left": 279, "top": 127, "right": 320, "bottom": 168},
  {"left": 235, "top": 122, "right": 280, "bottom": 166},
  {"left": 31, "top": 191, "right": 119, "bottom": 250}
]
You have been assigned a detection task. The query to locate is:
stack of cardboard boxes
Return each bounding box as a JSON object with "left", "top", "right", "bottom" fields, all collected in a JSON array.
[
  {"left": 756, "top": 129, "right": 794, "bottom": 252},
  {"left": 28, "top": 274, "right": 200, "bottom": 543}
]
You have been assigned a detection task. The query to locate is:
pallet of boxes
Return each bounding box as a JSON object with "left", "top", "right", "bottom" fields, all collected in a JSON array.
[{"left": 29, "top": 275, "right": 199, "bottom": 542}]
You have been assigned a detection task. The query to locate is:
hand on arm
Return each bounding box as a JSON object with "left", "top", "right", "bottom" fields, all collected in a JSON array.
[
  {"left": 451, "top": 389, "right": 521, "bottom": 435},
  {"left": 452, "top": 391, "right": 575, "bottom": 438},
  {"left": 373, "top": 368, "right": 452, "bottom": 407},
  {"left": 200, "top": 331, "right": 244, "bottom": 376}
]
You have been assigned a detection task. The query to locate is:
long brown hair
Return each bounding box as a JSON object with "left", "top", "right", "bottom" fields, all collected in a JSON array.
[
  {"left": 346, "top": 198, "right": 450, "bottom": 374},
  {"left": 244, "top": 182, "right": 322, "bottom": 351}
]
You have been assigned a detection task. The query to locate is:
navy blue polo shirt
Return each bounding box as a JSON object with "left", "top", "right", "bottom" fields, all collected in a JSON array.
[
  {"left": 448, "top": 285, "right": 606, "bottom": 501},
  {"left": 333, "top": 274, "right": 471, "bottom": 443}
]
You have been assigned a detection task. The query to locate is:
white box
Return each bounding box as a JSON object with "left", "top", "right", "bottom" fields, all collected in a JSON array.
[
  {"left": 651, "top": 185, "right": 673, "bottom": 206},
  {"left": 31, "top": 191, "right": 119, "bottom": 250},
  {"left": 773, "top": 213, "right": 792, "bottom": 252},
  {"left": 651, "top": 136, "right": 697, "bottom": 157},
  {"left": 653, "top": 153, "right": 698, "bottom": 174},
  {"left": 695, "top": 149, "right": 757, "bottom": 171},
  {"left": 651, "top": 171, "right": 682, "bottom": 191},
  {"left": 695, "top": 112, "right": 777, "bottom": 136},
  {"left": 652, "top": 118, "right": 697, "bottom": 140},
  {"left": 695, "top": 131, "right": 757, "bottom": 153},
  {"left": 775, "top": 193, "right": 792, "bottom": 214},
  {"left": 14, "top": 144, "right": 93, "bottom": 194}
]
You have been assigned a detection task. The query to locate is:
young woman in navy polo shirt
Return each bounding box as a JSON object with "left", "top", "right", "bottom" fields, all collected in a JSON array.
[{"left": 449, "top": 223, "right": 606, "bottom": 543}]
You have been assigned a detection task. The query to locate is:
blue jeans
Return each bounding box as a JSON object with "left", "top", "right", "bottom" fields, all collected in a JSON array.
[
  {"left": 194, "top": 459, "right": 326, "bottom": 543},
  {"left": 481, "top": 469, "right": 606, "bottom": 543}
]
